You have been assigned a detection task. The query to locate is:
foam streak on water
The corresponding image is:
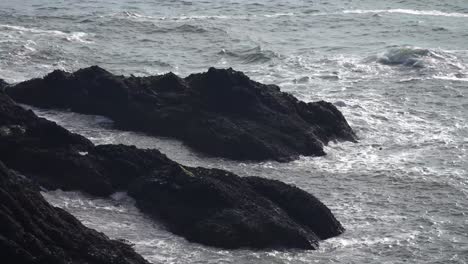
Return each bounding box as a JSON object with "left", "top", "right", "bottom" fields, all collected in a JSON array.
[
  {"left": 342, "top": 9, "right": 468, "bottom": 18},
  {"left": 2, "top": 0, "right": 468, "bottom": 263}
]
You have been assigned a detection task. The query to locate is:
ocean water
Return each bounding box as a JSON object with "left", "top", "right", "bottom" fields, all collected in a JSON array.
[{"left": 1, "top": 0, "right": 468, "bottom": 263}]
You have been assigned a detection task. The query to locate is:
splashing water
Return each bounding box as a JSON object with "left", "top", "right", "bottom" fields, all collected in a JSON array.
[{"left": 2, "top": 0, "right": 468, "bottom": 263}]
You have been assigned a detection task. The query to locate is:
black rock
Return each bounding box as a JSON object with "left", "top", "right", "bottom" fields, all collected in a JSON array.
[
  {"left": 0, "top": 91, "right": 344, "bottom": 249},
  {"left": 88, "top": 144, "right": 345, "bottom": 249},
  {"left": 0, "top": 161, "right": 150, "bottom": 264},
  {"left": 0, "top": 89, "right": 92, "bottom": 149},
  {"left": 0, "top": 91, "right": 102, "bottom": 196},
  {"left": 0, "top": 79, "right": 8, "bottom": 90},
  {"left": 7, "top": 66, "right": 357, "bottom": 161}
]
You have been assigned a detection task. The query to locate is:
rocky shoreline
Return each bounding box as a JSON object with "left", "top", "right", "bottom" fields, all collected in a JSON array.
[
  {"left": 6, "top": 66, "right": 356, "bottom": 161},
  {"left": 0, "top": 68, "right": 349, "bottom": 258},
  {"left": 0, "top": 161, "right": 150, "bottom": 264}
]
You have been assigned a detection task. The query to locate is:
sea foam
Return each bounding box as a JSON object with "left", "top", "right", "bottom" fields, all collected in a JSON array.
[
  {"left": 0, "top": 24, "right": 92, "bottom": 43},
  {"left": 342, "top": 9, "right": 468, "bottom": 18}
]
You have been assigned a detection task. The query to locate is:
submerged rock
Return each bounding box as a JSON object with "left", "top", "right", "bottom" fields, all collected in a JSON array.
[
  {"left": 0, "top": 91, "right": 344, "bottom": 249},
  {"left": 0, "top": 161, "right": 149, "bottom": 264},
  {"left": 377, "top": 47, "right": 431, "bottom": 68},
  {"left": 7, "top": 66, "right": 356, "bottom": 161}
]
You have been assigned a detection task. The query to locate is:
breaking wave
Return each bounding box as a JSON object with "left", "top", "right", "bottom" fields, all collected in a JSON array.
[
  {"left": 0, "top": 24, "right": 92, "bottom": 43},
  {"left": 374, "top": 46, "right": 466, "bottom": 71},
  {"left": 109, "top": 11, "right": 295, "bottom": 22},
  {"left": 219, "top": 46, "right": 280, "bottom": 64}
]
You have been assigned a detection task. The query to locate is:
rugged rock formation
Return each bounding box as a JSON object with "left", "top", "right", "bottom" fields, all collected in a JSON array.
[
  {"left": 0, "top": 161, "right": 150, "bottom": 264},
  {"left": 6, "top": 66, "right": 356, "bottom": 161},
  {"left": 0, "top": 89, "right": 99, "bottom": 195},
  {"left": 89, "top": 145, "right": 344, "bottom": 249},
  {"left": 0, "top": 79, "right": 8, "bottom": 90},
  {"left": 0, "top": 91, "right": 344, "bottom": 249}
]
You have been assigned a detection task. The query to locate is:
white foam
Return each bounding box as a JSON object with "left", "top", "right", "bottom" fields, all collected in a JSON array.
[
  {"left": 342, "top": 9, "right": 468, "bottom": 18},
  {"left": 110, "top": 191, "right": 130, "bottom": 201},
  {"left": 109, "top": 11, "right": 295, "bottom": 22},
  {"left": 65, "top": 32, "right": 93, "bottom": 43},
  {"left": 328, "top": 230, "right": 419, "bottom": 248},
  {"left": 121, "top": 11, "right": 146, "bottom": 18},
  {"left": 0, "top": 24, "right": 92, "bottom": 43},
  {"left": 263, "top": 12, "right": 295, "bottom": 18},
  {"left": 433, "top": 75, "right": 468, "bottom": 82}
]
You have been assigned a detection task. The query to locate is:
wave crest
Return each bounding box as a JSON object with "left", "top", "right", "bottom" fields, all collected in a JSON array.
[
  {"left": 377, "top": 47, "right": 430, "bottom": 67},
  {"left": 342, "top": 9, "right": 468, "bottom": 18},
  {"left": 152, "top": 24, "right": 209, "bottom": 34},
  {"left": 0, "top": 24, "right": 92, "bottom": 43},
  {"left": 219, "top": 46, "right": 280, "bottom": 64},
  {"left": 375, "top": 47, "right": 465, "bottom": 70},
  {"left": 108, "top": 11, "right": 295, "bottom": 22}
]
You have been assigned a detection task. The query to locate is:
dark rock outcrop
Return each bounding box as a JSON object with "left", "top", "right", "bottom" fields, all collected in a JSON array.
[
  {"left": 0, "top": 90, "right": 100, "bottom": 195},
  {"left": 88, "top": 145, "right": 344, "bottom": 249},
  {"left": 0, "top": 79, "right": 8, "bottom": 90},
  {"left": 6, "top": 66, "right": 356, "bottom": 161},
  {"left": 0, "top": 161, "right": 150, "bottom": 264},
  {"left": 0, "top": 91, "right": 344, "bottom": 249}
]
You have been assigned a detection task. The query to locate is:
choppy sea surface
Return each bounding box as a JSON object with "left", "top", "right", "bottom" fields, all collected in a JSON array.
[{"left": 2, "top": 0, "right": 468, "bottom": 263}]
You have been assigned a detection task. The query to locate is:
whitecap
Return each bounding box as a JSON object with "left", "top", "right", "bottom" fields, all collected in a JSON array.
[
  {"left": 65, "top": 32, "right": 93, "bottom": 43},
  {"left": 0, "top": 24, "right": 63, "bottom": 35},
  {"left": 110, "top": 11, "right": 295, "bottom": 22},
  {"left": 0, "top": 24, "right": 92, "bottom": 43},
  {"left": 121, "top": 11, "right": 146, "bottom": 18},
  {"left": 171, "top": 13, "right": 295, "bottom": 20},
  {"left": 342, "top": 9, "right": 468, "bottom": 18},
  {"left": 165, "top": 14, "right": 244, "bottom": 21},
  {"left": 328, "top": 230, "right": 420, "bottom": 248},
  {"left": 433, "top": 75, "right": 468, "bottom": 82},
  {"left": 263, "top": 12, "right": 294, "bottom": 18},
  {"left": 110, "top": 191, "right": 130, "bottom": 201}
]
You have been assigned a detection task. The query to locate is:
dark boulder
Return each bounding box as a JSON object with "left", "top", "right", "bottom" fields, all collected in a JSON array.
[
  {"left": 87, "top": 144, "right": 344, "bottom": 249},
  {"left": 244, "top": 176, "right": 343, "bottom": 240},
  {"left": 7, "top": 66, "right": 357, "bottom": 161},
  {"left": 0, "top": 161, "right": 149, "bottom": 264},
  {"left": 0, "top": 91, "right": 344, "bottom": 249},
  {"left": 129, "top": 165, "right": 342, "bottom": 249}
]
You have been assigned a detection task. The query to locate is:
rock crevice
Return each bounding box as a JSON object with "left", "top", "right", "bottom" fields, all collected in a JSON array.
[
  {"left": 0, "top": 161, "right": 150, "bottom": 264},
  {"left": 0, "top": 91, "right": 344, "bottom": 250}
]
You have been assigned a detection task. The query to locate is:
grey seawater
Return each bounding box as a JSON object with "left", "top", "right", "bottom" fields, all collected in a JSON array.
[{"left": 2, "top": 0, "right": 468, "bottom": 263}]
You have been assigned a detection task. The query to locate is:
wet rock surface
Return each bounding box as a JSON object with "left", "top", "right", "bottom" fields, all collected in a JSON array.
[
  {"left": 0, "top": 161, "right": 150, "bottom": 264},
  {"left": 89, "top": 145, "right": 344, "bottom": 249},
  {"left": 0, "top": 79, "right": 8, "bottom": 90},
  {"left": 7, "top": 66, "right": 356, "bottom": 161},
  {"left": 0, "top": 91, "right": 344, "bottom": 250}
]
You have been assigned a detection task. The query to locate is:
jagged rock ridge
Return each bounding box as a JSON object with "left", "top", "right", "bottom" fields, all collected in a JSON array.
[
  {"left": 0, "top": 161, "right": 150, "bottom": 264},
  {"left": 0, "top": 90, "right": 344, "bottom": 249},
  {"left": 7, "top": 66, "right": 357, "bottom": 161}
]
